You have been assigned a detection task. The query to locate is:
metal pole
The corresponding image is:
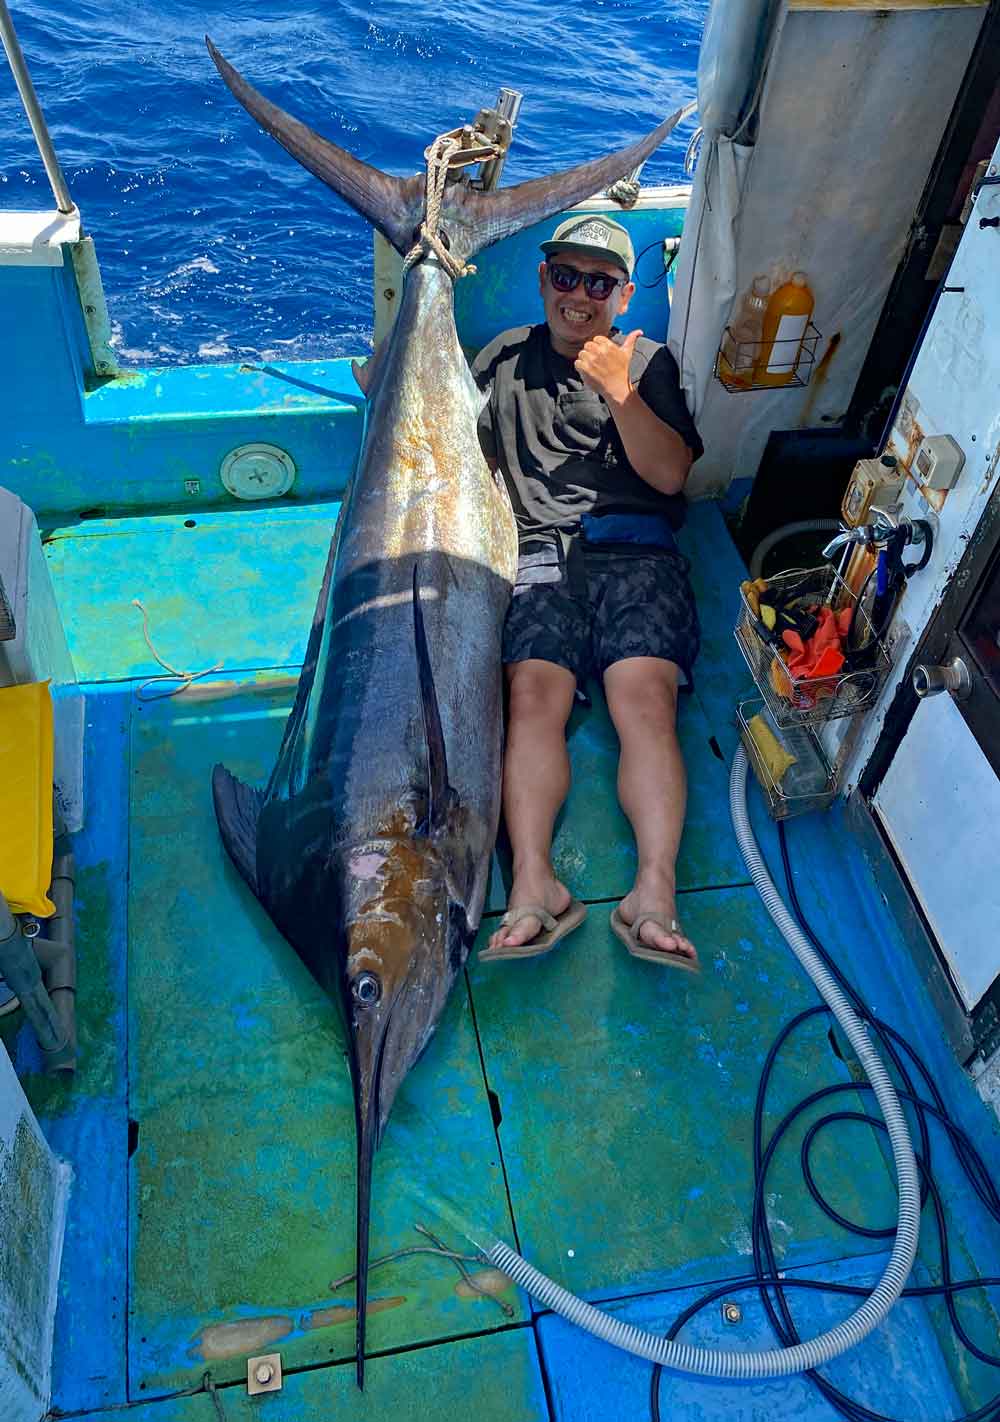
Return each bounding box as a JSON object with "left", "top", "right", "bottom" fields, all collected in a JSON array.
[{"left": 0, "top": 0, "right": 75, "bottom": 215}]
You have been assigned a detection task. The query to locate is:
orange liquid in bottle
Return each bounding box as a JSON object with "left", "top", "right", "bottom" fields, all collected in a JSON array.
[{"left": 754, "top": 273, "right": 813, "bottom": 388}]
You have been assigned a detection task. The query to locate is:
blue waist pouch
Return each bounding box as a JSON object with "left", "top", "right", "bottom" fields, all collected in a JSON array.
[{"left": 579, "top": 512, "right": 677, "bottom": 552}]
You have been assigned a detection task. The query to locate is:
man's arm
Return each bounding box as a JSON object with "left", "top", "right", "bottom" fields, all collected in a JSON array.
[{"left": 575, "top": 330, "right": 693, "bottom": 496}]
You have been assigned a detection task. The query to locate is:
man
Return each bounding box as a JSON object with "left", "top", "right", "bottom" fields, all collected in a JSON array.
[{"left": 472, "top": 215, "right": 702, "bottom": 969}]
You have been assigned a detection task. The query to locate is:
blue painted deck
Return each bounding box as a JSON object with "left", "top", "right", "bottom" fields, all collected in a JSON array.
[{"left": 5, "top": 500, "right": 1000, "bottom": 1422}]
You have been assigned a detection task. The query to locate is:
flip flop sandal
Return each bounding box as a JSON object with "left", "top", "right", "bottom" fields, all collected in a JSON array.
[
  {"left": 479, "top": 899, "right": 588, "bottom": 962},
  {"left": 610, "top": 906, "right": 700, "bottom": 973}
]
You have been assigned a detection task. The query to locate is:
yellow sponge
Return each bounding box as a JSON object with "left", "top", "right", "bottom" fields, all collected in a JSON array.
[
  {"left": 0, "top": 681, "right": 56, "bottom": 917},
  {"left": 747, "top": 712, "right": 797, "bottom": 787}
]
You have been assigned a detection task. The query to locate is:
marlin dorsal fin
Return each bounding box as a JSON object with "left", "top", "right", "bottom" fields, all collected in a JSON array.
[{"left": 411, "top": 562, "right": 450, "bottom": 835}]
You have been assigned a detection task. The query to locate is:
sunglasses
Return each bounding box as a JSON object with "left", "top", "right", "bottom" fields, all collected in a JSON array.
[{"left": 546, "top": 261, "right": 626, "bottom": 302}]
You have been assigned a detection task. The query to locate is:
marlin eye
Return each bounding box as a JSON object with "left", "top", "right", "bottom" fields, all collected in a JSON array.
[{"left": 352, "top": 972, "right": 381, "bottom": 1006}]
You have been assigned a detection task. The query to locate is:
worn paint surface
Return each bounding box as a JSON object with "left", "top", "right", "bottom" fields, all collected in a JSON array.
[
  {"left": 81, "top": 1329, "right": 549, "bottom": 1421},
  {"left": 42, "top": 505, "right": 339, "bottom": 684}
]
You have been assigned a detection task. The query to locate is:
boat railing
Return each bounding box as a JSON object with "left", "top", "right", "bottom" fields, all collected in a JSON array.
[{"left": 0, "top": 0, "right": 75, "bottom": 216}]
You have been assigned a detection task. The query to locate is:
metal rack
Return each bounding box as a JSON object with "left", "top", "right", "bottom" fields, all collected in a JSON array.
[
  {"left": 737, "top": 697, "right": 837, "bottom": 820},
  {"left": 715, "top": 323, "right": 822, "bottom": 393},
  {"left": 735, "top": 565, "right": 892, "bottom": 728}
]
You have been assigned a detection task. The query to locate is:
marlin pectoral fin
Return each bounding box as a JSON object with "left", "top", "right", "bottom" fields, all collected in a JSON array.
[
  {"left": 212, "top": 764, "right": 263, "bottom": 894},
  {"left": 412, "top": 563, "right": 452, "bottom": 835},
  {"left": 205, "top": 37, "right": 424, "bottom": 252}
]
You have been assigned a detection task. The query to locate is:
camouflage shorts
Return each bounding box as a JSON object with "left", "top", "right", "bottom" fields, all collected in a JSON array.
[{"left": 502, "top": 543, "right": 700, "bottom": 687}]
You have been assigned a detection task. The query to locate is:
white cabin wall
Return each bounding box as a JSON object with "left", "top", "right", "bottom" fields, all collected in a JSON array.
[
  {"left": 829, "top": 139, "right": 1000, "bottom": 790},
  {"left": 671, "top": 0, "right": 986, "bottom": 499}
]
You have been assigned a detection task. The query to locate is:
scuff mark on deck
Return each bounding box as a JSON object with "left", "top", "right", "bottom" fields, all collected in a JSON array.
[{"left": 189, "top": 1314, "right": 294, "bottom": 1360}]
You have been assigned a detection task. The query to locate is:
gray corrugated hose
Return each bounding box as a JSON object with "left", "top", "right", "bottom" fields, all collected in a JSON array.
[
  {"left": 749, "top": 519, "right": 841, "bottom": 580},
  {"left": 481, "top": 747, "right": 921, "bottom": 1377}
]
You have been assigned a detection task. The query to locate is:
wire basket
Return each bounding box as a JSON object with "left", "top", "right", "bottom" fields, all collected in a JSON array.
[
  {"left": 734, "top": 565, "right": 892, "bottom": 728},
  {"left": 737, "top": 697, "right": 837, "bottom": 820},
  {"left": 715, "top": 324, "right": 822, "bottom": 393}
]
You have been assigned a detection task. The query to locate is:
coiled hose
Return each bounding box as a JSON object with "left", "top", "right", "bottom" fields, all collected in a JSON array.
[{"left": 482, "top": 747, "right": 921, "bottom": 1378}]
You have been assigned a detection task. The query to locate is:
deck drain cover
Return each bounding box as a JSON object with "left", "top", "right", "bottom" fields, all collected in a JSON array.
[{"left": 220, "top": 443, "right": 296, "bottom": 500}]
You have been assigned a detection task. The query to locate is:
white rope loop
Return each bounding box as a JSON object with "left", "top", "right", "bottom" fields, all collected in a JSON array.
[{"left": 403, "top": 134, "right": 477, "bottom": 282}]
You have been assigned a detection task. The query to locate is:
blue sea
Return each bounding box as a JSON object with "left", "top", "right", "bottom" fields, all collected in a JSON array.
[{"left": 2, "top": 0, "right": 706, "bottom": 364}]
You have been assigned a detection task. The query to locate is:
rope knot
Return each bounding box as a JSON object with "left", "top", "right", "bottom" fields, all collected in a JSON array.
[{"left": 402, "top": 134, "right": 477, "bottom": 282}]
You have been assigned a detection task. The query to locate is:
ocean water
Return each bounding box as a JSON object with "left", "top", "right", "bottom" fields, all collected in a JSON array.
[{"left": 2, "top": 0, "right": 706, "bottom": 364}]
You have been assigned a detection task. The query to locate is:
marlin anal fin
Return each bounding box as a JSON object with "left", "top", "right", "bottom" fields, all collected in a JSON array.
[
  {"left": 205, "top": 37, "right": 423, "bottom": 253},
  {"left": 411, "top": 563, "right": 453, "bottom": 836},
  {"left": 212, "top": 764, "right": 264, "bottom": 895}
]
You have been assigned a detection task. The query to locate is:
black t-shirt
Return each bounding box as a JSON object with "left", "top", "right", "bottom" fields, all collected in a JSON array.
[{"left": 471, "top": 323, "right": 701, "bottom": 538}]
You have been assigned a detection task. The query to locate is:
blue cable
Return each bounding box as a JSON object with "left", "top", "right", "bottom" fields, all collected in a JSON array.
[{"left": 650, "top": 816, "right": 1000, "bottom": 1422}]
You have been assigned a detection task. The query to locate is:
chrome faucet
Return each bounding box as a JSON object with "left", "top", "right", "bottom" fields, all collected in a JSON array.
[{"left": 822, "top": 508, "right": 898, "bottom": 561}]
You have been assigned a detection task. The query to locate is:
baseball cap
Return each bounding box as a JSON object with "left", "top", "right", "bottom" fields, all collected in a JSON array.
[{"left": 540, "top": 215, "right": 635, "bottom": 278}]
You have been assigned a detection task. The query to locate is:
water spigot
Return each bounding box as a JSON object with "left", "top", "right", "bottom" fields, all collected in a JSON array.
[{"left": 822, "top": 508, "right": 898, "bottom": 561}]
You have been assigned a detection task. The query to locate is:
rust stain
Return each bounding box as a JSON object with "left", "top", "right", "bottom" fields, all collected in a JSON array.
[
  {"left": 813, "top": 331, "right": 841, "bottom": 384},
  {"left": 454, "top": 1268, "right": 515, "bottom": 1301},
  {"left": 189, "top": 1314, "right": 294, "bottom": 1361},
  {"left": 799, "top": 331, "right": 841, "bottom": 425},
  {"left": 304, "top": 1296, "right": 406, "bottom": 1330}
]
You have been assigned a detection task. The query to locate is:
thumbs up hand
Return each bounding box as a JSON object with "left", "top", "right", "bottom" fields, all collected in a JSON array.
[{"left": 574, "top": 328, "right": 642, "bottom": 405}]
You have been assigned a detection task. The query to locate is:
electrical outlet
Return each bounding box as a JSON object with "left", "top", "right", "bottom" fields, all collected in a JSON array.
[{"left": 184, "top": 479, "right": 201, "bottom": 496}]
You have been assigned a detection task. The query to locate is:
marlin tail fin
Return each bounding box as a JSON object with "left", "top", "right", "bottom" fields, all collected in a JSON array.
[{"left": 206, "top": 38, "right": 685, "bottom": 263}]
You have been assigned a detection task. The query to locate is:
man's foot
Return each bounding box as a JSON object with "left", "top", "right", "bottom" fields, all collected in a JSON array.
[
  {"left": 486, "top": 874, "right": 573, "bottom": 953},
  {"left": 615, "top": 884, "right": 698, "bottom": 966}
]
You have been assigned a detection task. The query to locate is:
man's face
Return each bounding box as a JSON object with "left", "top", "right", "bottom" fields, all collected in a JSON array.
[{"left": 539, "top": 250, "right": 635, "bottom": 358}]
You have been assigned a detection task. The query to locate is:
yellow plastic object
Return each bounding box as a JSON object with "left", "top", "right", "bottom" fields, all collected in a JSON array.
[
  {"left": 755, "top": 272, "right": 814, "bottom": 387},
  {"left": 747, "top": 712, "right": 797, "bottom": 786},
  {"left": 0, "top": 681, "right": 56, "bottom": 917}
]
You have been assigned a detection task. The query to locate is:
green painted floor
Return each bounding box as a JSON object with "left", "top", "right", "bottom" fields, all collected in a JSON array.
[
  {"left": 125, "top": 666, "right": 896, "bottom": 1396},
  {"left": 20, "top": 498, "right": 971, "bottom": 1421}
]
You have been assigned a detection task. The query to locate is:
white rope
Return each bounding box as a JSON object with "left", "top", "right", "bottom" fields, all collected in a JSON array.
[
  {"left": 131, "top": 598, "right": 224, "bottom": 701},
  {"left": 402, "top": 134, "right": 477, "bottom": 282}
]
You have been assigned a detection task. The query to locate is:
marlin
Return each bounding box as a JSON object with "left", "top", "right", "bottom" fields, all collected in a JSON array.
[{"left": 206, "top": 36, "right": 683, "bottom": 1388}]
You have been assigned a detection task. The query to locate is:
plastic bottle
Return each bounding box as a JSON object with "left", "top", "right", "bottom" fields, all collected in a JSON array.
[
  {"left": 754, "top": 272, "right": 814, "bottom": 387},
  {"left": 718, "top": 275, "right": 770, "bottom": 389}
]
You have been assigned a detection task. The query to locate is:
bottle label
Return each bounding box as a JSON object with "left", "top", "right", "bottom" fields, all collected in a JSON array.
[{"left": 767, "top": 314, "right": 809, "bottom": 374}]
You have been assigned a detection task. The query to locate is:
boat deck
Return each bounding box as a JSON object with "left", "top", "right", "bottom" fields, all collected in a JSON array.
[{"left": 7, "top": 501, "right": 1000, "bottom": 1421}]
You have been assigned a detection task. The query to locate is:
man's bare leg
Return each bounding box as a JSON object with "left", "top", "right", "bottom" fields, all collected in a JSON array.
[
  {"left": 487, "top": 659, "right": 577, "bottom": 952},
  {"left": 603, "top": 657, "right": 697, "bottom": 962}
]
